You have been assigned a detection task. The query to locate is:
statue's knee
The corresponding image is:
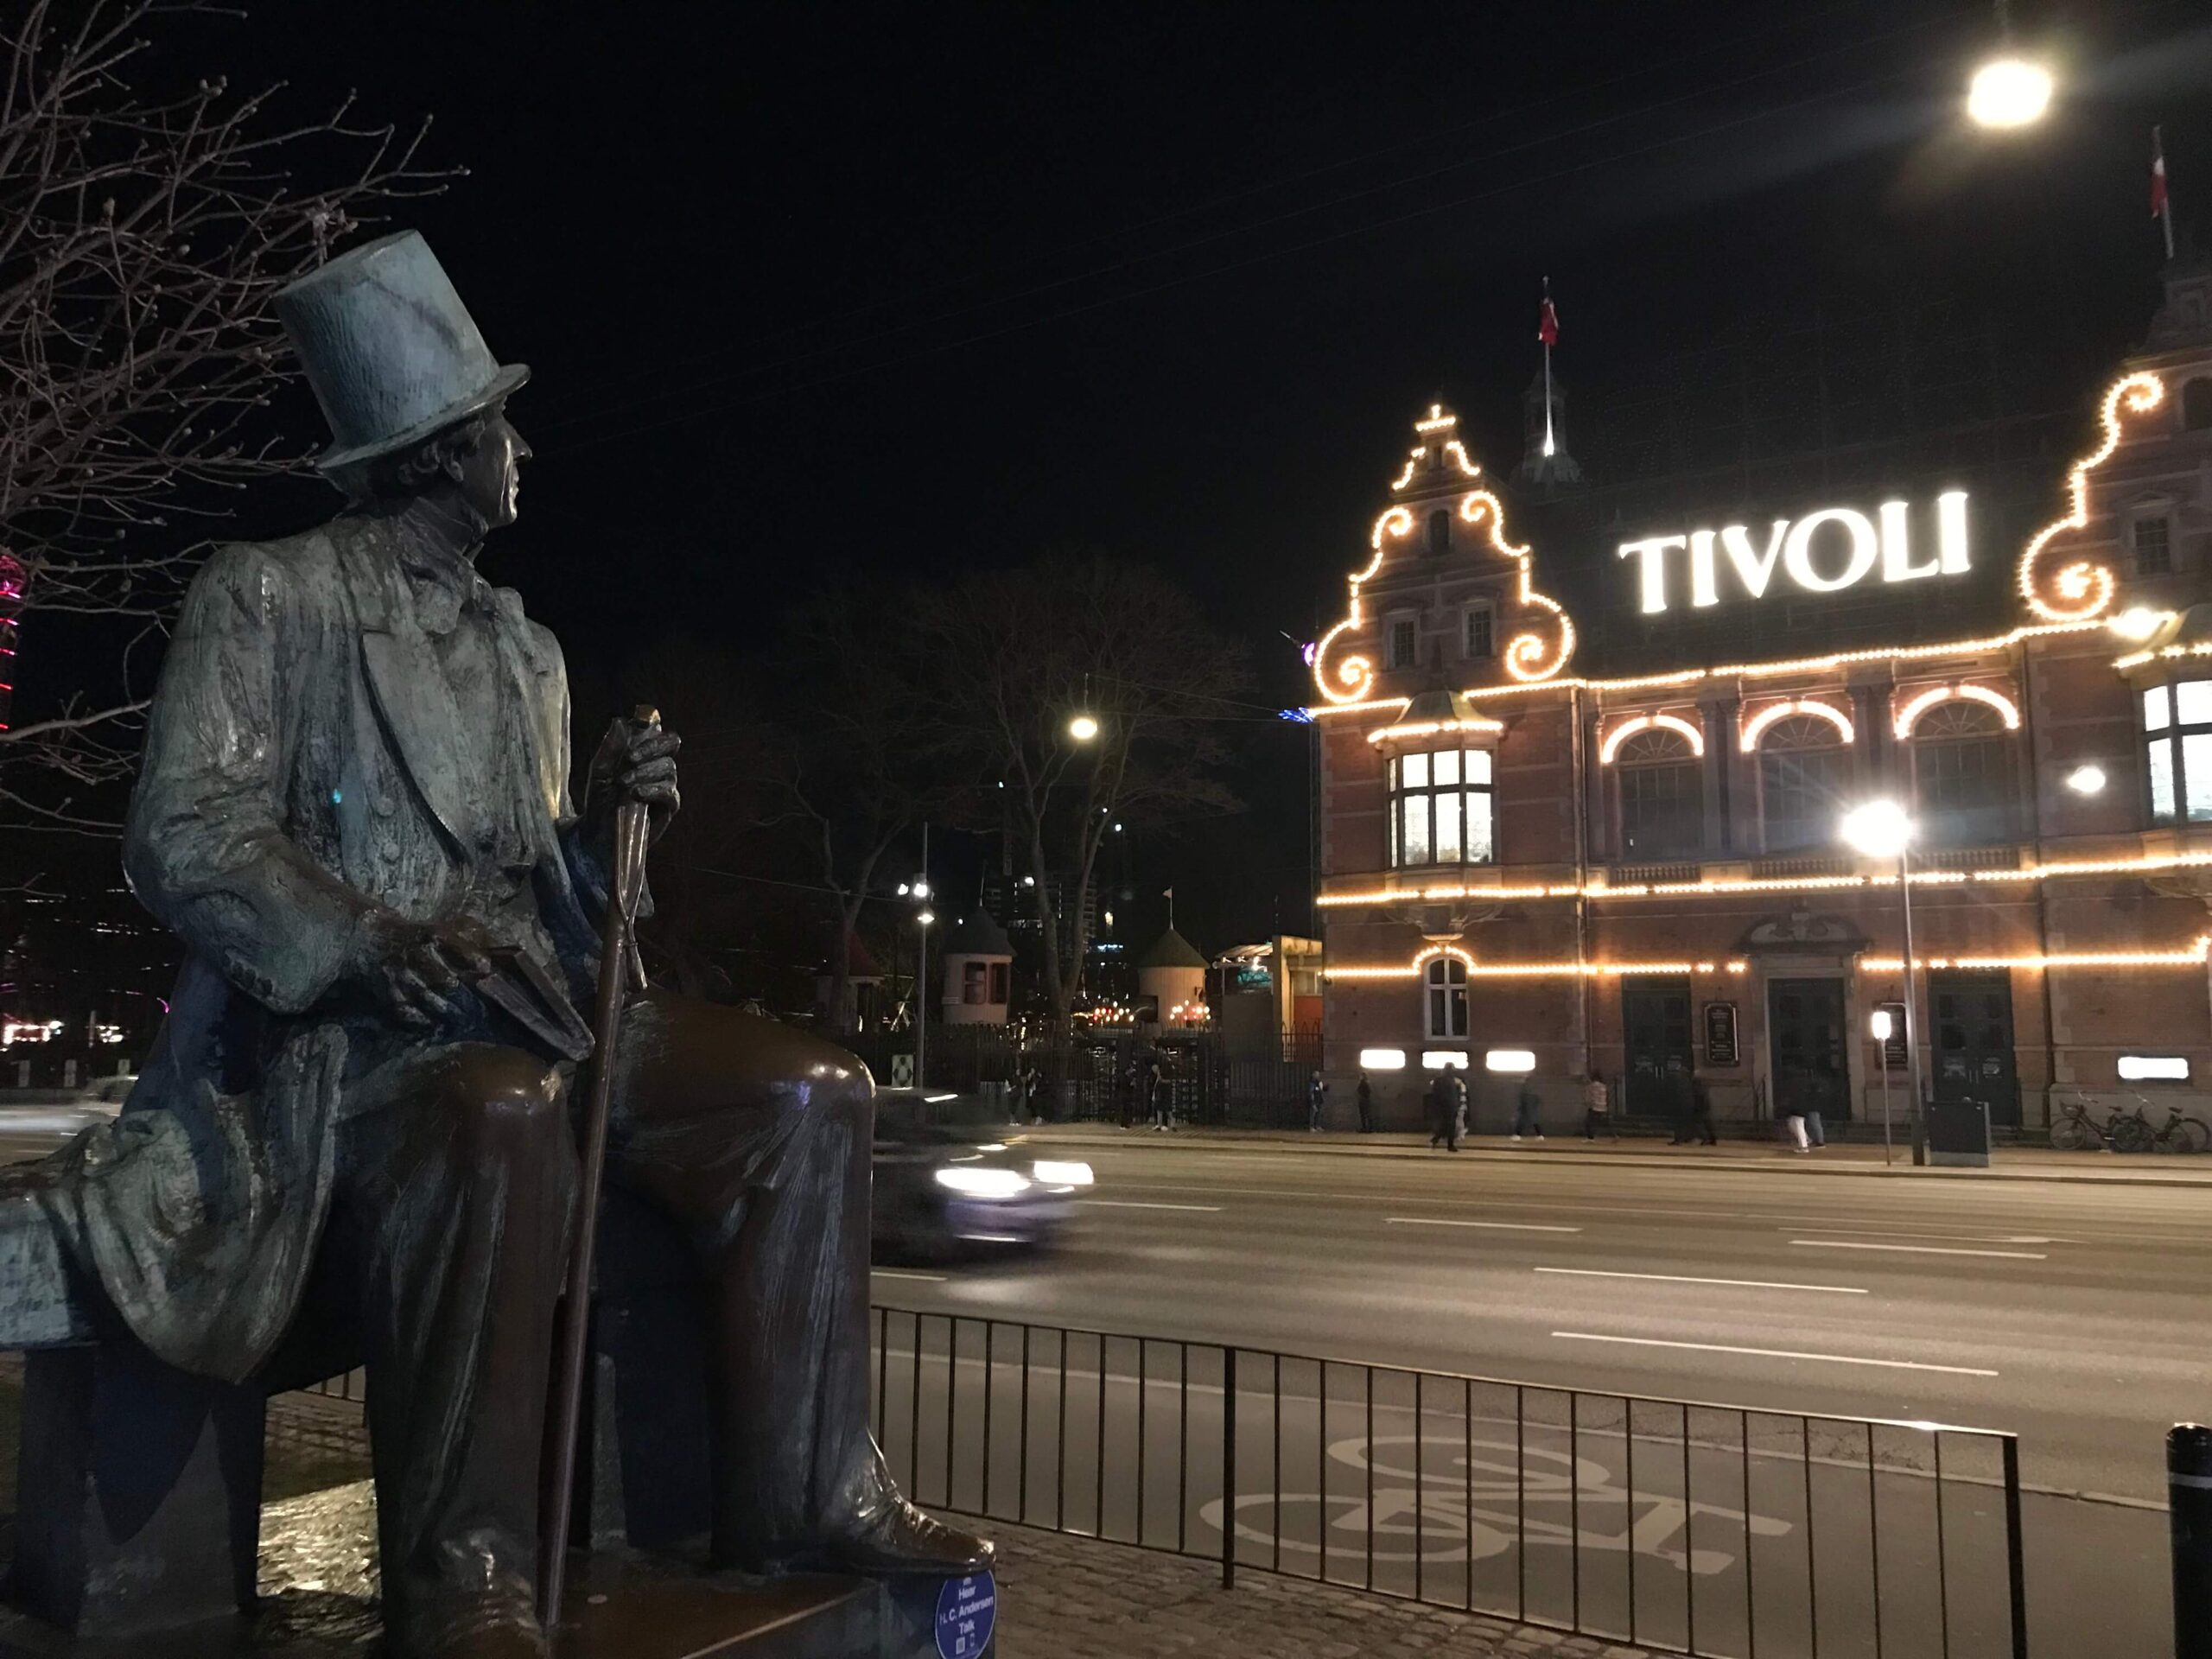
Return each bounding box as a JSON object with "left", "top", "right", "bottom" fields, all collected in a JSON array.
[{"left": 437, "top": 1047, "right": 563, "bottom": 1156}]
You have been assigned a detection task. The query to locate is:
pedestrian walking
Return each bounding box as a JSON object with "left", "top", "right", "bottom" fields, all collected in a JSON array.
[
  {"left": 1118, "top": 1057, "right": 1136, "bottom": 1129},
  {"left": 1356, "top": 1072, "right": 1375, "bottom": 1133},
  {"left": 1446, "top": 1071, "right": 1468, "bottom": 1151},
  {"left": 1674, "top": 1070, "right": 1718, "bottom": 1146},
  {"left": 1582, "top": 1069, "right": 1616, "bottom": 1140},
  {"left": 1306, "top": 1069, "right": 1327, "bottom": 1132},
  {"left": 1512, "top": 1073, "right": 1544, "bottom": 1141},
  {"left": 1802, "top": 1101, "right": 1827, "bottom": 1149},
  {"left": 1780, "top": 1079, "right": 1810, "bottom": 1151},
  {"left": 1427, "top": 1073, "right": 1452, "bottom": 1150},
  {"left": 1149, "top": 1054, "right": 1173, "bottom": 1131}
]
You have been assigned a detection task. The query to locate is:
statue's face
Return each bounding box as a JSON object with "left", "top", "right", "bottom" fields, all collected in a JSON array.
[{"left": 454, "top": 410, "right": 531, "bottom": 531}]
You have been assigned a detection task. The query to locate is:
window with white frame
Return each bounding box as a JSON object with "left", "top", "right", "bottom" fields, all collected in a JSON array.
[
  {"left": 2142, "top": 678, "right": 2212, "bottom": 823},
  {"left": 1464, "top": 601, "right": 1494, "bottom": 661},
  {"left": 1757, "top": 715, "right": 1852, "bottom": 853},
  {"left": 1386, "top": 614, "right": 1418, "bottom": 670},
  {"left": 1388, "top": 747, "right": 1496, "bottom": 868},
  {"left": 1425, "top": 957, "right": 1469, "bottom": 1039}
]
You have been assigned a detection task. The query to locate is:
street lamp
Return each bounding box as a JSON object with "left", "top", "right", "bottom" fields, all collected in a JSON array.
[
  {"left": 1869, "top": 1007, "right": 1896, "bottom": 1166},
  {"left": 1967, "top": 56, "right": 2053, "bottom": 129},
  {"left": 1840, "top": 799, "right": 1928, "bottom": 1165},
  {"left": 1067, "top": 713, "right": 1100, "bottom": 743}
]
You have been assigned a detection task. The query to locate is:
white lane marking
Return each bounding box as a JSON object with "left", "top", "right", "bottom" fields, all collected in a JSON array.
[
  {"left": 870, "top": 1269, "right": 948, "bottom": 1282},
  {"left": 1789, "top": 1239, "right": 2046, "bottom": 1260},
  {"left": 1534, "top": 1268, "right": 1866, "bottom": 1294},
  {"left": 1388, "top": 1217, "right": 1582, "bottom": 1233},
  {"left": 1081, "top": 1199, "right": 1224, "bottom": 1212},
  {"left": 1774, "top": 1224, "right": 2073, "bottom": 1245},
  {"left": 1551, "top": 1332, "right": 1999, "bottom": 1376}
]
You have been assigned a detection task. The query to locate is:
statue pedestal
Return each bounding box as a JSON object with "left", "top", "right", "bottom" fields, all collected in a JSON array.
[{"left": 0, "top": 1479, "right": 994, "bottom": 1658}]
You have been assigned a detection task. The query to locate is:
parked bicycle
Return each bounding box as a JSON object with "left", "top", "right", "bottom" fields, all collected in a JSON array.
[{"left": 2048, "top": 1090, "right": 2210, "bottom": 1154}]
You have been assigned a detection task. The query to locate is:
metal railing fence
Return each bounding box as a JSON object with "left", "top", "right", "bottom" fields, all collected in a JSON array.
[{"left": 872, "top": 1306, "right": 2027, "bottom": 1659}]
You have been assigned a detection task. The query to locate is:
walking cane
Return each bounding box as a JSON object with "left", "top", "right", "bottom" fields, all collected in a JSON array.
[{"left": 537, "top": 707, "right": 658, "bottom": 1628}]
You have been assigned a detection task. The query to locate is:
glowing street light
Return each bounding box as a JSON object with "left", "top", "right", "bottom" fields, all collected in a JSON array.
[
  {"left": 1967, "top": 56, "right": 2053, "bottom": 129},
  {"left": 1068, "top": 713, "right": 1100, "bottom": 742},
  {"left": 2065, "top": 764, "right": 2107, "bottom": 796},
  {"left": 1840, "top": 799, "right": 1926, "bottom": 1164}
]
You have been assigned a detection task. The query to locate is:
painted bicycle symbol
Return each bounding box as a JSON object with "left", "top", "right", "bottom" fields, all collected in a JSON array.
[{"left": 1199, "top": 1432, "right": 1793, "bottom": 1575}]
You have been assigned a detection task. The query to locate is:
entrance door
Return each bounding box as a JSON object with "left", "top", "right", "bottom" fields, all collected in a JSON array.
[
  {"left": 1929, "top": 970, "right": 2018, "bottom": 1126},
  {"left": 1622, "top": 976, "right": 1694, "bottom": 1117},
  {"left": 1768, "top": 977, "right": 1849, "bottom": 1122}
]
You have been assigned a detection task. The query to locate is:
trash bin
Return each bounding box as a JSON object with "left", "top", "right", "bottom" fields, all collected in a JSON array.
[{"left": 1924, "top": 1095, "right": 1992, "bottom": 1168}]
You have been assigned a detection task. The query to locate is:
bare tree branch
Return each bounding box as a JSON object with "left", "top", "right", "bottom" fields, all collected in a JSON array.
[{"left": 0, "top": 0, "right": 454, "bottom": 824}]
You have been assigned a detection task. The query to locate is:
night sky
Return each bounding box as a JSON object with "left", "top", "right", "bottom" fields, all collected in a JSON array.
[{"left": 31, "top": 1, "right": 2212, "bottom": 970}]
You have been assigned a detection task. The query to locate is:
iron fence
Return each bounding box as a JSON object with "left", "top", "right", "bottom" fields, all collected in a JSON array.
[{"left": 871, "top": 1306, "right": 2028, "bottom": 1659}]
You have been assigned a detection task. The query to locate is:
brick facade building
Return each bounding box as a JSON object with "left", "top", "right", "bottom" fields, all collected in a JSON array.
[{"left": 1313, "top": 261, "right": 2212, "bottom": 1136}]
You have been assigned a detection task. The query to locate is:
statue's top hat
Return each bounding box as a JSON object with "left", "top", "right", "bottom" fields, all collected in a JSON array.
[{"left": 276, "top": 231, "right": 530, "bottom": 474}]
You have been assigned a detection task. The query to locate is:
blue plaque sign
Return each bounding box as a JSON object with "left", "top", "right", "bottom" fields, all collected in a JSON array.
[{"left": 934, "top": 1572, "right": 996, "bottom": 1658}]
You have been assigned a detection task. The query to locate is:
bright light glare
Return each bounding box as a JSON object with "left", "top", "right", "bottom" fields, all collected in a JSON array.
[
  {"left": 1357, "top": 1047, "right": 1407, "bottom": 1071},
  {"left": 917, "top": 909, "right": 936, "bottom": 926},
  {"left": 911, "top": 880, "right": 930, "bottom": 899},
  {"left": 2111, "top": 607, "right": 2164, "bottom": 642},
  {"left": 1484, "top": 1049, "right": 1537, "bottom": 1073},
  {"left": 2064, "top": 764, "right": 2107, "bottom": 796},
  {"left": 1068, "top": 714, "right": 1100, "bottom": 741},
  {"left": 1967, "top": 58, "right": 2052, "bottom": 130},
  {"left": 2119, "top": 1055, "right": 2190, "bottom": 1081},
  {"left": 1032, "top": 1160, "right": 1095, "bottom": 1186},
  {"left": 1840, "top": 799, "right": 1916, "bottom": 859},
  {"left": 1870, "top": 1009, "right": 1893, "bottom": 1042},
  {"left": 1421, "top": 1050, "right": 1471, "bottom": 1071},
  {"left": 934, "top": 1166, "right": 1031, "bottom": 1198}
]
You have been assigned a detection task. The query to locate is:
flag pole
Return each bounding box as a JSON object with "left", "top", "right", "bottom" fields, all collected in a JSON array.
[
  {"left": 1541, "top": 276, "right": 1555, "bottom": 458},
  {"left": 2156, "top": 125, "right": 2177, "bottom": 263}
]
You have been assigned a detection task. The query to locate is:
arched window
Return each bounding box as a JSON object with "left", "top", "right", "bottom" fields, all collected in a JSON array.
[
  {"left": 1388, "top": 747, "right": 1496, "bottom": 868},
  {"left": 1758, "top": 714, "right": 1851, "bottom": 853},
  {"left": 1614, "top": 726, "right": 1704, "bottom": 856},
  {"left": 1910, "top": 700, "right": 2012, "bottom": 845},
  {"left": 1427, "top": 508, "right": 1452, "bottom": 555},
  {"left": 1426, "top": 957, "right": 1469, "bottom": 1039},
  {"left": 2186, "top": 378, "right": 2212, "bottom": 432}
]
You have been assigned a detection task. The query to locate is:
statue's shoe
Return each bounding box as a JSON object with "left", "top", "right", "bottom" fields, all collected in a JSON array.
[{"left": 816, "top": 1498, "right": 995, "bottom": 1578}]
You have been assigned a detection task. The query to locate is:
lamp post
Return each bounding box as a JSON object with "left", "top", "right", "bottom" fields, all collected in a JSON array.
[
  {"left": 1870, "top": 1007, "right": 1896, "bottom": 1166},
  {"left": 1840, "top": 800, "right": 1927, "bottom": 1166},
  {"left": 915, "top": 823, "right": 931, "bottom": 1091}
]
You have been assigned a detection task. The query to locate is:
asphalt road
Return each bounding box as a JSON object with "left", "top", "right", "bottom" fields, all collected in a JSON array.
[{"left": 868, "top": 1135, "right": 2199, "bottom": 1656}]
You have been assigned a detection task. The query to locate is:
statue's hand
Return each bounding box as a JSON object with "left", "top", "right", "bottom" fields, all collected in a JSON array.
[
  {"left": 350, "top": 910, "right": 499, "bottom": 1031},
  {"left": 584, "top": 714, "right": 681, "bottom": 850}
]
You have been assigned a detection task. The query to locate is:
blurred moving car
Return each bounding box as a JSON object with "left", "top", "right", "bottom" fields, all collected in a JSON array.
[
  {"left": 873, "top": 1105, "right": 1091, "bottom": 1261},
  {"left": 0, "top": 1077, "right": 130, "bottom": 1166}
]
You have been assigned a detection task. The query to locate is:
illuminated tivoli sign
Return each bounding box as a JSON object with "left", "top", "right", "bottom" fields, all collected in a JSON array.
[{"left": 1618, "top": 492, "right": 1970, "bottom": 615}]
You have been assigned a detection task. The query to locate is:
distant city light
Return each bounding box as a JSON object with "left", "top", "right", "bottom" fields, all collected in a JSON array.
[{"left": 1279, "top": 707, "right": 1316, "bottom": 723}]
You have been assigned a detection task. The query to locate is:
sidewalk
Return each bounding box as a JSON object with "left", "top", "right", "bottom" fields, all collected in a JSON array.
[
  {"left": 995, "top": 1522, "right": 1650, "bottom": 1658},
  {"left": 1007, "top": 1122, "right": 2212, "bottom": 1186}
]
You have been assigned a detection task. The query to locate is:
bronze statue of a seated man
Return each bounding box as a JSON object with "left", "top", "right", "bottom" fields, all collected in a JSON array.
[{"left": 17, "top": 232, "right": 985, "bottom": 1658}]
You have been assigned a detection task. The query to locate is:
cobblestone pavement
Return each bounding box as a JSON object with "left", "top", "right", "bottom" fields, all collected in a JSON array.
[{"left": 989, "top": 1523, "right": 1654, "bottom": 1658}]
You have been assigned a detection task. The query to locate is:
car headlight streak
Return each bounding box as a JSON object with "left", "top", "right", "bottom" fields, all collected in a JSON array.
[{"left": 934, "top": 1166, "right": 1033, "bottom": 1199}]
